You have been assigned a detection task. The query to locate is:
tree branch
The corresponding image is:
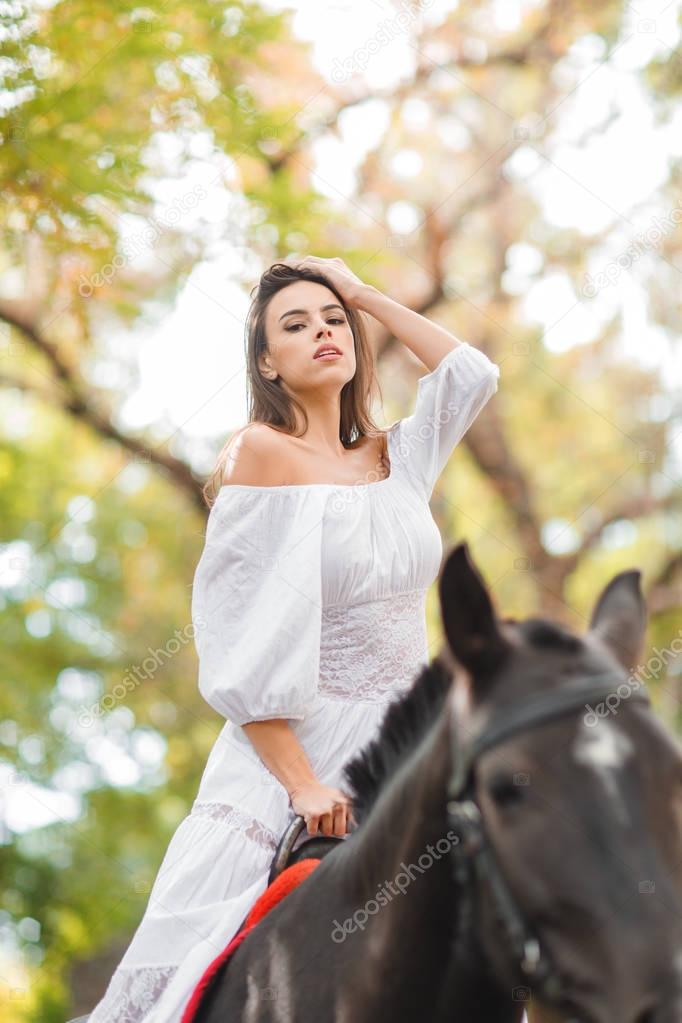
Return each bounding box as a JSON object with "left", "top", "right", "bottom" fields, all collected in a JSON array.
[
  {"left": 647, "top": 550, "right": 682, "bottom": 615},
  {"left": 569, "top": 492, "right": 682, "bottom": 566},
  {"left": 0, "top": 302, "right": 207, "bottom": 514}
]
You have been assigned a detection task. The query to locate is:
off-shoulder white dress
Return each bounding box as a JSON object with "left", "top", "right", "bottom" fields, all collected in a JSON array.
[{"left": 87, "top": 342, "right": 500, "bottom": 1023}]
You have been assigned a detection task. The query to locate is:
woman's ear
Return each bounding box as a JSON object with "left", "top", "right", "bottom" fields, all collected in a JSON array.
[{"left": 258, "top": 352, "right": 277, "bottom": 381}]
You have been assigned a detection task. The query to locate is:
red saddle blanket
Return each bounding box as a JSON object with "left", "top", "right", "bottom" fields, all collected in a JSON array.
[{"left": 181, "top": 858, "right": 321, "bottom": 1023}]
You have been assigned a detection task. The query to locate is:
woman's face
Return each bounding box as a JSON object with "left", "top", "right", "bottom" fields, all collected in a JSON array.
[{"left": 260, "top": 279, "right": 357, "bottom": 396}]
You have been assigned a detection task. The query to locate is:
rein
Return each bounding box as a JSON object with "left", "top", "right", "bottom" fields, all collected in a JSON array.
[{"left": 445, "top": 672, "right": 652, "bottom": 1005}]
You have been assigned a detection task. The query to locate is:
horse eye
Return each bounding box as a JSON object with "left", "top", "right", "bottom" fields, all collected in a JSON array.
[{"left": 488, "top": 773, "right": 526, "bottom": 808}]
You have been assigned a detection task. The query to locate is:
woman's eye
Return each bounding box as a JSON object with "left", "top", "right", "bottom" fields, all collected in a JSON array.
[{"left": 285, "top": 318, "right": 345, "bottom": 332}]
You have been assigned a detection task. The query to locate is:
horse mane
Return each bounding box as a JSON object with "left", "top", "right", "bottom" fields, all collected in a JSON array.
[
  {"left": 342, "top": 655, "right": 453, "bottom": 826},
  {"left": 518, "top": 616, "right": 582, "bottom": 652}
]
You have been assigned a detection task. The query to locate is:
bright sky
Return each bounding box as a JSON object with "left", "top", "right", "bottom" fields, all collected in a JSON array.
[{"left": 5, "top": 0, "right": 682, "bottom": 842}]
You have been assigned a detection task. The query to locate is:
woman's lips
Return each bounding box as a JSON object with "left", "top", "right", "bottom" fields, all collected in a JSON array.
[{"left": 314, "top": 351, "right": 342, "bottom": 361}]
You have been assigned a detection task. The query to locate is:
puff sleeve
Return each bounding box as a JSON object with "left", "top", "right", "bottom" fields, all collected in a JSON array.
[
  {"left": 190, "top": 485, "right": 327, "bottom": 726},
  {"left": 391, "top": 342, "right": 500, "bottom": 501}
]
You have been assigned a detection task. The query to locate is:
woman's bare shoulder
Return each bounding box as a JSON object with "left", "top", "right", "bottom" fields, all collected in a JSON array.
[{"left": 220, "top": 423, "right": 290, "bottom": 487}]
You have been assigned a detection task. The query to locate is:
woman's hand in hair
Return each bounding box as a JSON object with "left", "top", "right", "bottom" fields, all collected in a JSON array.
[{"left": 280, "top": 254, "right": 367, "bottom": 307}]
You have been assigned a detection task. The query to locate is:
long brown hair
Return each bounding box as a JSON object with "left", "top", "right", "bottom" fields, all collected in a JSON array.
[{"left": 202, "top": 262, "right": 385, "bottom": 508}]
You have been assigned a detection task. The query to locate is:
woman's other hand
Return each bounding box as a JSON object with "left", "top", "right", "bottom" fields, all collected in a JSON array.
[{"left": 288, "top": 780, "right": 356, "bottom": 836}]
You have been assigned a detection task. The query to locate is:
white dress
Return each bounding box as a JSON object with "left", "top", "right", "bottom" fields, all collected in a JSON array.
[{"left": 87, "top": 341, "right": 500, "bottom": 1023}]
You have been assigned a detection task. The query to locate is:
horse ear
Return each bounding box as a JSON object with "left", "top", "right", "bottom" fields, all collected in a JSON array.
[
  {"left": 587, "top": 569, "right": 647, "bottom": 672},
  {"left": 438, "top": 542, "right": 509, "bottom": 684}
]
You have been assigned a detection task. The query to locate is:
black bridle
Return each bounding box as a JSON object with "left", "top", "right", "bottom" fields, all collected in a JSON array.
[{"left": 445, "top": 673, "right": 652, "bottom": 1005}]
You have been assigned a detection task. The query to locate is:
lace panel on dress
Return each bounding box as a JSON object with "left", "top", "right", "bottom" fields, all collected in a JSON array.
[
  {"left": 319, "top": 588, "right": 428, "bottom": 702},
  {"left": 89, "top": 964, "right": 177, "bottom": 1023},
  {"left": 190, "top": 801, "right": 278, "bottom": 852}
]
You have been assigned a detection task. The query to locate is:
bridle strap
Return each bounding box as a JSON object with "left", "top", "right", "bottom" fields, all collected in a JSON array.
[
  {"left": 448, "top": 673, "right": 651, "bottom": 799},
  {"left": 445, "top": 671, "right": 653, "bottom": 1004}
]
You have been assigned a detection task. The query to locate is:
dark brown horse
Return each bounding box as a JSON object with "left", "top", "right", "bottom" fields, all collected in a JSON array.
[{"left": 195, "top": 542, "right": 682, "bottom": 1023}]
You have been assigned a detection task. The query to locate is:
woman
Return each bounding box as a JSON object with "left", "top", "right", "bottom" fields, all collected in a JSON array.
[{"left": 87, "top": 256, "right": 500, "bottom": 1022}]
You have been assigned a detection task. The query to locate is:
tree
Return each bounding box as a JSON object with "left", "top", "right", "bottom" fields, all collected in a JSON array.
[{"left": 1, "top": 1, "right": 680, "bottom": 1018}]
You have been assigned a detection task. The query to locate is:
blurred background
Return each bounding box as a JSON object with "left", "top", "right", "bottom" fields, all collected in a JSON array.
[{"left": 1, "top": 0, "right": 681, "bottom": 1018}]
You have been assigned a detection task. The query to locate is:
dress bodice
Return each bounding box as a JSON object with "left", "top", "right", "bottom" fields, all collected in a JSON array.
[{"left": 318, "top": 434, "right": 443, "bottom": 607}]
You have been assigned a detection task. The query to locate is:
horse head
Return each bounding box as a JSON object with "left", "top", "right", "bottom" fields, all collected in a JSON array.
[{"left": 438, "top": 542, "right": 682, "bottom": 1023}]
